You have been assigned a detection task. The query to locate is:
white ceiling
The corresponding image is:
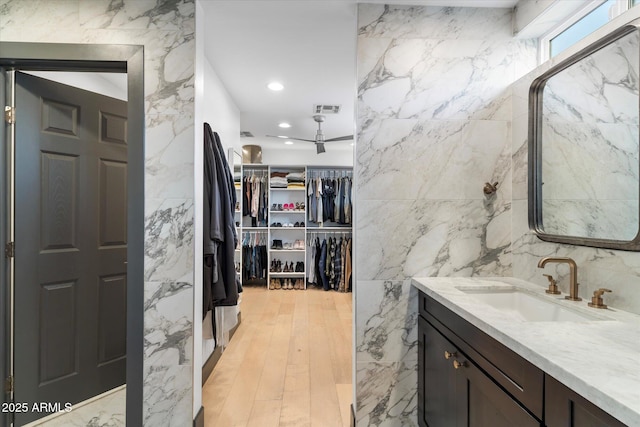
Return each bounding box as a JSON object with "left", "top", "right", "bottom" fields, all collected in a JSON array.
[{"left": 202, "top": 0, "right": 519, "bottom": 151}]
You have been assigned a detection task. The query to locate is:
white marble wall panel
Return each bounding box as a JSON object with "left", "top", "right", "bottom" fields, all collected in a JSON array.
[
  {"left": 356, "top": 199, "right": 512, "bottom": 282},
  {"left": 356, "top": 6, "right": 540, "bottom": 424},
  {"left": 146, "top": 114, "right": 196, "bottom": 199},
  {"left": 358, "top": 5, "right": 512, "bottom": 41},
  {"left": 0, "top": 0, "right": 196, "bottom": 425},
  {"left": 356, "top": 280, "right": 418, "bottom": 363},
  {"left": 355, "top": 360, "right": 417, "bottom": 427}
]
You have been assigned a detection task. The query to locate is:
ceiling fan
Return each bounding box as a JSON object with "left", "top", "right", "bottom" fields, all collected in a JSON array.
[{"left": 268, "top": 114, "right": 353, "bottom": 154}]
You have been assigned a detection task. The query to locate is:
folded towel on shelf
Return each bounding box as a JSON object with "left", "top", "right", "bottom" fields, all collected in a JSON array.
[{"left": 270, "top": 172, "right": 288, "bottom": 178}]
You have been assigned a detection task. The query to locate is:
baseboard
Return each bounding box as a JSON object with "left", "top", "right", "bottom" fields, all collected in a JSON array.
[
  {"left": 193, "top": 406, "right": 204, "bottom": 427},
  {"left": 202, "top": 312, "right": 242, "bottom": 386},
  {"left": 229, "top": 312, "right": 241, "bottom": 340},
  {"left": 351, "top": 404, "right": 356, "bottom": 427},
  {"left": 202, "top": 345, "right": 222, "bottom": 386}
]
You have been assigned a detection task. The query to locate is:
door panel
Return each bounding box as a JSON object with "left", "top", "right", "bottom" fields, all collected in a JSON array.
[{"left": 14, "top": 71, "right": 127, "bottom": 425}]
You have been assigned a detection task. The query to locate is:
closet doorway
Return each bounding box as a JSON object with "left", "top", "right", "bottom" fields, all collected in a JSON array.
[{"left": 200, "top": 1, "right": 356, "bottom": 426}]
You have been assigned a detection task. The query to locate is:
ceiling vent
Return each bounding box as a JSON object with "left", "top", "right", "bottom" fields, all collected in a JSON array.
[
  {"left": 313, "top": 104, "right": 341, "bottom": 114},
  {"left": 240, "top": 131, "right": 254, "bottom": 137}
]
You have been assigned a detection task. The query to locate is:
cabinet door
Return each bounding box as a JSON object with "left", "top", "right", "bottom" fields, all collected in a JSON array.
[
  {"left": 455, "top": 355, "right": 541, "bottom": 427},
  {"left": 419, "top": 317, "right": 457, "bottom": 427},
  {"left": 546, "top": 376, "right": 627, "bottom": 427}
]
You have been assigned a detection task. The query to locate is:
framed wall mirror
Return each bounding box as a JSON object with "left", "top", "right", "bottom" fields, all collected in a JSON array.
[{"left": 529, "top": 23, "right": 640, "bottom": 251}]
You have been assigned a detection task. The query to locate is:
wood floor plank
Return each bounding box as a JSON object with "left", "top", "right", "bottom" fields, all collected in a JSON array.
[
  {"left": 203, "top": 286, "right": 352, "bottom": 427},
  {"left": 247, "top": 400, "right": 283, "bottom": 427}
]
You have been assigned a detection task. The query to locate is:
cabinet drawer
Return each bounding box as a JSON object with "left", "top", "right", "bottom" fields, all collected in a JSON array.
[{"left": 420, "top": 291, "right": 544, "bottom": 420}]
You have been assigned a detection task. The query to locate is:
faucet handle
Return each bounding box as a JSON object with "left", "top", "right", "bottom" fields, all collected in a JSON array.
[
  {"left": 543, "top": 274, "right": 561, "bottom": 295},
  {"left": 588, "top": 288, "right": 612, "bottom": 309}
]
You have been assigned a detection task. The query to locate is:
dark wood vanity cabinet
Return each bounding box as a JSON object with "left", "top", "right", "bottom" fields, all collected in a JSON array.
[
  {"left": 418, "top": 291, "right": 629, "bottom": 427},
  {"left": 545, "top": 375, "right": 627, "bottom": 427},
  {"left": 419, "top": 316, "right": 540, "bottom": 427}
]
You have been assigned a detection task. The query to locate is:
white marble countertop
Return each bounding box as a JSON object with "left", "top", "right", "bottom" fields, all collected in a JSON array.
[{"left": 412, "top": 276, "right": 640, "bottom": 426}]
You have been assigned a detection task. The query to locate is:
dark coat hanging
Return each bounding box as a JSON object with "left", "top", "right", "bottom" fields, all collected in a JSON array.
[{"left": 203, "top": 123, "right": 240, "bottom": 311}]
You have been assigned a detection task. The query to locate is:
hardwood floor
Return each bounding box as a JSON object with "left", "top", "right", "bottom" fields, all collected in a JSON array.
[{"left": 203, "top": 286, "right": 353, "bottom": 427}]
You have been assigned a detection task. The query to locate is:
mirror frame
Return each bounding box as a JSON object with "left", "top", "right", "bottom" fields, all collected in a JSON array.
[
  {"left": 0, "top": 42, "right": 145, "bottom": 425},
  {"left": 529, "top": 23, "right": 640, "bottom": 251}
]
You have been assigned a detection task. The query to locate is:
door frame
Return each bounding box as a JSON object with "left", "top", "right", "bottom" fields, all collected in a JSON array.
[{"left": 0, "top": 42, "right": 144, "bottom": 427}]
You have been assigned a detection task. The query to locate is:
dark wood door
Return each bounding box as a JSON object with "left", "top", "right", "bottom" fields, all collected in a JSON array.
[
  {"left": 14, "top": 72, "right": 127, "bottom": 425},
  {"left": 419, "top": 316, "right": 457, "bottom": 427},
  {"left": 546, "top": 375, "right": 627, "bottom": 427},
  {"left": 455, "top": 354, "right": 540, "bottom": 427}
]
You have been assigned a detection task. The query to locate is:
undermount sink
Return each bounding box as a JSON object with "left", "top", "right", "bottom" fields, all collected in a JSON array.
[{"left": 456, "top": 287, "right": 603, "bottom": 322}]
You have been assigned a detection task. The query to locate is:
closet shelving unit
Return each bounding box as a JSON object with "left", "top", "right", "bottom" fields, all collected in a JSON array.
[
  {"left": 235, "top": 164, "right": 352, "bottom": 291},
  {"left": 268, "top": 166, "right": 307, "bottom": 289}
]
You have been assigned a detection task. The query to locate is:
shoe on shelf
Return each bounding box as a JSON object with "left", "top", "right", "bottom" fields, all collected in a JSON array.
[
  {"left": 300, "top": 202, "right": 305, "bottom": 210},
  {"left": 287, "top": 279, "right": 294, "bottom": 290},
  {"left": 277, "top": 204, "right": 283, "bottom": 211},
  {"left": 275, "top": 279, "right": 282, "bottom": 290},
  {"left": 295, "top": 202, "right": 301, "bottom": 211},
  {"left": 276, "top": 260, "right": 282, "bottom": 272},
  {"left": 294, "top": 222, "right": 300, "bottom": 227}
]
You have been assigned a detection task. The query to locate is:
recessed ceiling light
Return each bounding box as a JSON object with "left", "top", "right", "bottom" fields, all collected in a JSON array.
[
  {"left": 278, "top": 122, "right": 291, "bottom": 128},
  {"left": 267, "top": 82, "right": 284, "bottom": 91},
  {"left": 350, "top": 142, "right": 354, "bottom": 146},
  {"left": 284, "top": 141, "right": 294, "bottom": 145}
]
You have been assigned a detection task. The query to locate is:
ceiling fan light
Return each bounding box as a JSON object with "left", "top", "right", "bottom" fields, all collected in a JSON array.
[
  {"left": 278, "top": 122, "right": 291, "bottom": 128},
  {"left": 267, "top": 81, "right": 284, "bottom": 91}
]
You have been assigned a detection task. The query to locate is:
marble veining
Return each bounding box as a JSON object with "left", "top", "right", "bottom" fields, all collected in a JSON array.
[
  {"left": 412, "top": 276, "right": 640, "bottom": 426},
  {"left": 144, "top": 198, "right": 194, "bottom": 282},
  {"left": 357, "top": 280, "right": 418, "bottom": 363},
  {"left": 358, "top": 5, "right": 512, "bottom": 41},
  {"left": 356, "top": 199, "right": 512, "bottom": 282},
  {"left": 356, "top": 4, "right": 536, "bottom": 424},
  {"left": 144, "top": 281, "right": 193, "bottom": 366},
  {"left": 79, "top": 0, "right": 195, "bottom": 32},
  {"left": 142, "top": 365, "right": 192, "bottom": 427},
  {"left": 25, "top": 387, "right": 125, "bottom": 427},
  {"left": 356, "top": 361, "right": 417, "bottom": 427},
  {"left": 145, "top": 114, "right": 195, "bottom": 199}
]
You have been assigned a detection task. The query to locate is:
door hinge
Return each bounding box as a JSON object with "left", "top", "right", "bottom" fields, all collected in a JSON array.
[
  {"left": 4, "top": 106, "right": 15, "bottom": 124},
  {"left": 5, "top": 242, "right": 14, "bottom": 258},
  {"left": 4, "top": 376, "right": 13, "bottom": 393}
]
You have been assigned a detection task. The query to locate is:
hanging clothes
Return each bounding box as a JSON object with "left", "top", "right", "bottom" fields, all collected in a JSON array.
[
  {"left": 307, "top": 174, "right": 352, "bottom": 226},
  {"left": 203, "top": 123, "right": 240, "bottom": 310},
  {"left": 242, "top": 232, "right": 268, "bottom": 286},
  {"left": 306, "top": 234, "right": 352, "bottom": 293}
]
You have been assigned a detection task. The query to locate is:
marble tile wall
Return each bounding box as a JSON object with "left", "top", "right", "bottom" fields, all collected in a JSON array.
[
  {"left": 0, "top": 1, "right": 196, "bottom": 425},
  {"left": 355, "top": 4, "right": 537, "bottom": 426}
]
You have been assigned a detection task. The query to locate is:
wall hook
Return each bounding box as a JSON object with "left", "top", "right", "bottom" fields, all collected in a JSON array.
[{"left": 483, "top": 182, "right": 498, "bottom": 195}]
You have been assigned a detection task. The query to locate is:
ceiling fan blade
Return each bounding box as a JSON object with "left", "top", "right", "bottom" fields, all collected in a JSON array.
[
  {"left": 316, "top": 143, "right": 326, "bottom": 154},
  {"left": 266, "top": 135, "right": 316, "bottom": 142},
  {"left": 325, "top": 135, "right": 354, "bottom": 142}
]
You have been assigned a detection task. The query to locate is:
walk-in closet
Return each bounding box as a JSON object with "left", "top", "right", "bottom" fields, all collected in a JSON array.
[
  {"left": 200, "top": 1, "right": 355, "bottom": 425},
  {"left": 233, "top": 165, "right": 353, "bottom": 292}
]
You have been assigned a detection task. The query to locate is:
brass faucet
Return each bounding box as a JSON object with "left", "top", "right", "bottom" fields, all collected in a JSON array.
[{"left": 537, "top": 257, "right": 582, "bottom": 301}]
